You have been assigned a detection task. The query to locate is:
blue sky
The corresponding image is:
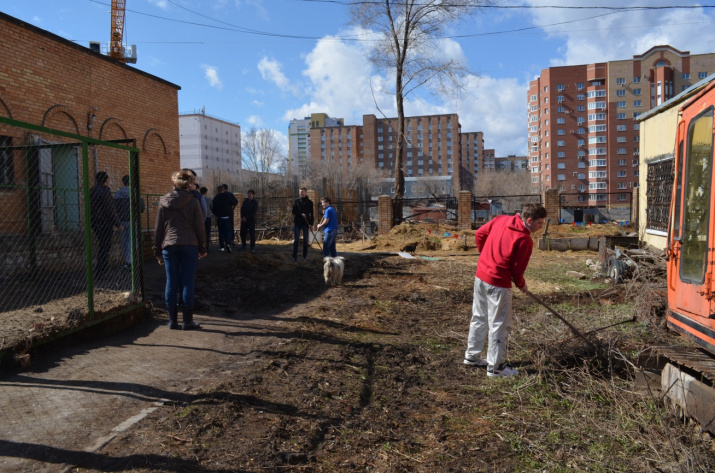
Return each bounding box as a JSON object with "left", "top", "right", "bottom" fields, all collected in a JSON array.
[{"left": 6, "top": 1, "right": 715, "bottom": 157}]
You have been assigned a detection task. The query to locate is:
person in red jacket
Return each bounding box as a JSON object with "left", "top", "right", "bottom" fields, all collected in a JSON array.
[{"left": 464, "top": 204, "right": 547, "bottom": 377}]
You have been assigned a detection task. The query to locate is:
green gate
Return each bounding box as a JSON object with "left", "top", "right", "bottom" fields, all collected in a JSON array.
[{"left": 0, "top": 116, "right": 144, "bottom": 352}]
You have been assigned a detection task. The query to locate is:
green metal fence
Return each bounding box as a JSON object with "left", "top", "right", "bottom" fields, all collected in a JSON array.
[{"left": 0, "top": 116, "right": 144, "bottom": 350}]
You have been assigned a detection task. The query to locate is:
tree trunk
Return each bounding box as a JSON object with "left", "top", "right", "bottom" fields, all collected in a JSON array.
[{"left": 393, "top": 61, "right": 405, "bottom": 225}]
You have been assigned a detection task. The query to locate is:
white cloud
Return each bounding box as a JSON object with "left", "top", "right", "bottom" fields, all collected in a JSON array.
[
  {"left": 252, "top": 100, "right": 264, "bottom": 107},
  {"left": 201, "top": 65, "right": 223, "bottom": 90},
  {"left": 246, "top": 115, "right": 263, "bottom": 127},
  {"left": 283, "top": 30, "right": 527, "bottom": 154},
  {"left": 147, "top": 0, "right": 169, "bottom": 10},
  {"left": 525, "top": 0, "right": 715, "bottom": 66},
  {"left": 258, "top": 57, "right": 300, "bottom": 96}
]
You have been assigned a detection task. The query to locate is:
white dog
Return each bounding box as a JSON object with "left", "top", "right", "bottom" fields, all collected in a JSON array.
[{"left": 323, "top": 256, "right": 345, "bottom": 286}]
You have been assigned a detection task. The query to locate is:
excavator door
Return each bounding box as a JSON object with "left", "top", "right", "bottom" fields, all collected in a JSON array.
[{"left": 668, "top": 101, "right": 715, "bottom": 353}]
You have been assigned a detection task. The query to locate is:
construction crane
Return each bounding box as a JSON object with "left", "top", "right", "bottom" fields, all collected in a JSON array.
[{"left": 108, "top": 0, "right": 137, "bottom": 64}]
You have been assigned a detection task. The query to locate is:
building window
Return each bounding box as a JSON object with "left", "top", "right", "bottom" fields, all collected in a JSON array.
[
  {"left": 577, "top": 94, "right": 585, "bottom": 100},
  {"left": 617, "top": 137, "right": 627, "bottom": 143},
  {"left": 556, "top": 118, "right": 565, "bottom": 124},
  {"left": 682, "top": 73, "right": 690, "bottom": 80},
  {"left": 557, "top": 163, "right": 566, "bottom": 169},
  {"left": 557, "top": 129, "right": 565, "bottom": 135},
  {"left": 576, "top": 82, "right": 584, "bottom": 90},
  {"left": 617, "top": 101, "right": 626, "bottom": 108},
  {"left": 557, "top": 84, "right": 565, "bottom": 91},
  {"left": 530, "top": 94, "right": 537, "bottom": 102},
  {"left": 557, "top": 140, "right": 565, "bottom": 146},
  {"left": 617, "top": 170, "right": 627, "bottom": 177},
  {"left": 633, "top": 88, "right": 641, "bottom": 96},
  {"left": 557, "top": 152, "right": 565, "bottom": 158},
  {"left": 577, "top": 105, "right": 585, "bottom": 112},
  {"left": 617, "top": 89, "right": 626, "bottom": 97},
  {"left": 557, "top": 174, "right": 565, "bottom": 181},
  {"left": 699, "top": 72, "right": 708, "bottom": 79},
  {"left": 557, "top": 106, "right": 565, "bottom": 113},
  {"left": 634, "top": 100, "right": 642, "bottom": 107},
  {"left": 633, "top": 76, "right": 641, "bottom": 83},
  {"left": 616, "top": 77, "right": 626, "bottom": 85},
  {"left": 617, "top": 113, "right": 626, "bottom": 119}
]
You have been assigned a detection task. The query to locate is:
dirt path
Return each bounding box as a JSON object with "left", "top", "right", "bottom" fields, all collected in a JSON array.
[{"left": 0, "top": 245, "right": 320, "bottom": 472}]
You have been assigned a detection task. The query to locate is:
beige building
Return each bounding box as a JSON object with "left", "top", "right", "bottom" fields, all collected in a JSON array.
[
  {"left": 637, "top": 74, "right": 715, "bottom": 250},
  {"left": 529, "top": 45, "right": 715, "bottom": 211}
]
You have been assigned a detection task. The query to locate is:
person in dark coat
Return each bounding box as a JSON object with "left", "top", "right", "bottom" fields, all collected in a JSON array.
[
  {"left": 90, "top": 171, "right": 122, "bottom": 278},
  {"left": 153, "top": 170, "right": 207, "bottom": 330},
  {"left": 291, "top": 187, "right": 314, "bottom": 261},
  {"left": 223, "top": 184, "right": 237, "bottom": 246},
  {"left": 212, "top": 185, "right": 238, "bottom": 253},
  {"left": 240, "top": 189, "right": 258, "bottom": 252}
]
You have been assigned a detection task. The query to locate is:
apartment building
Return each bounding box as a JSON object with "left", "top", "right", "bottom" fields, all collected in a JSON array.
[
  {"left": 179, "top": 112, "right": 241, "bottom": 182},
  {"left": 288, "top": 113, "right": 343, "bottom": 178},
  {"left": 495, "top": 155, "right": 528, "bottom": 172},
  {"left": 528, "top": 45, "right": 715, "bottom": 205},
  {"left": 460, "top": 131, "right": 484, "bottom": 191},
  {"left": 309, "top": 113, "right": 483, "bottom": 196}
]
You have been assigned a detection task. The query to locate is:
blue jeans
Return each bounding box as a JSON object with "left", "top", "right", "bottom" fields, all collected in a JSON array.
[
  {"left": 162, "top": 245, "right": 199, "bottom": 309},
  {"left": 293, "top": 223, "right": 309, "bottom": 259},
  {"left": 217, "top": 217, "right": 232, "bottom": 249},
  {"left": 323, "top": 230, "right": 337, "bottom": 257}
]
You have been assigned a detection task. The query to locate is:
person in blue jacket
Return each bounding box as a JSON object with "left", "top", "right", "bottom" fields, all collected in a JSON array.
[{"left": 317, "top": 197, "right": 338, "bottom": 258}]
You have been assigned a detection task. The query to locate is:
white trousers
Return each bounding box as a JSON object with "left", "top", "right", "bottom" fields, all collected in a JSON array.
[{"left": 464, "top": 277, "right": 513, "bottom": 369}]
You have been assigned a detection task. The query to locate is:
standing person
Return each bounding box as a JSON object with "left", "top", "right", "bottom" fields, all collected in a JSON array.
[
  {"left": 317, "top": 197, "right": 338, "bottom": 258},
  {"left": 463, "top": 204, "right": 547, "bottom": 377},
  {"left": 223, "top": 184, "right": 237, "bottom": 247},
  {"left": 212, "top": 185, "right": 238, "bottom": 253},
  {"left": 240, "top": 189, "right": 258, "bottom": 252},
  {"left": 291, "top": 187, "right": 314, "bottom": 261},
  {"left": 153, "top": 170, "right": 207, "bottom": 330},
  {"left": 90, "top": 171, "right": 122, "bottom": 278},
  {"left": 114, "top": 174, "right": 145, "bottom": 271},
  {"left": 200, "top": 187, "right": 212, "bottom": 252}
]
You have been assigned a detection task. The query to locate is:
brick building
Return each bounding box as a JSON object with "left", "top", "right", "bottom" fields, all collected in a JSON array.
[
  {"left": 528, "top": 45, "right": 715, "bottom": 206},
  {"left": 309, "top": 113, "right": 485, "bottom": 197},
  {"left": 0, "top": 11, "right": 181, "bottom": 203}
]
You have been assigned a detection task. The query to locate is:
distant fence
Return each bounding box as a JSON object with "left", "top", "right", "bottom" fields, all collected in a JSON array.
[{"left": 558, "top": 192, "right": 633, "bottom": 224}]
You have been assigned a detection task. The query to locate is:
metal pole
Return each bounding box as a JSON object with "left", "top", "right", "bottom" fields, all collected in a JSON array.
[{"left": 525, "top": 291, "right": 599, "bottom": 351}]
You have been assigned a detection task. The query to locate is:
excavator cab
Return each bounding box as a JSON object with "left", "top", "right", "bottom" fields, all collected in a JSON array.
[{"left": 667, "top": 90, "right": 715, "bottom": 354}]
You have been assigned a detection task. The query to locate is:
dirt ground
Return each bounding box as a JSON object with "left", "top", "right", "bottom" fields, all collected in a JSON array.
[{"left": 7, "top": 222, "right": 715, "bottom": 472}]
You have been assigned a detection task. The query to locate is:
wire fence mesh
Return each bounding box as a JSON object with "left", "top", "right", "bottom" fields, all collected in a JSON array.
[{"left": 0, "top": 117, "right": 143, "bottom": 345}]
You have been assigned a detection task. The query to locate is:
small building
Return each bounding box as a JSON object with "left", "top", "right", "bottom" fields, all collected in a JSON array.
[{"left": 637, "top": 73, "right": 715, "bottom": 250}]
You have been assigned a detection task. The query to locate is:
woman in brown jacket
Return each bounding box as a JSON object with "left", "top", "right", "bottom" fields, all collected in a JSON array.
[{"left": 153, "top": 170, "right": 207, "bottom": 329}]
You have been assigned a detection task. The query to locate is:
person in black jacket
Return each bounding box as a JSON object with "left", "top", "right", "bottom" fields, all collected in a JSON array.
[
  {"left": 291, "top": 187, "right": 314, "bottom": 261},
  {"left": 90, "top": 171, "right": 122, "bottom": 278},
  {"left": 212, "top": 185, "right": 238, "bottom": 253},
  {"left": 240, "top": 189, "right": 258, "bottom": 252}
]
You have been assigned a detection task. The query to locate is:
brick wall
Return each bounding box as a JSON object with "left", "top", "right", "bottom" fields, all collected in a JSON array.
[
  {"left": 378, "top": 195, "right": 393, "bottom": 235},
  {"left": 543, "top": 189, "right": 560, "bottom": 223},
  {"left": 0, "top": 12, "right": 180, "bottom": 203},
  {"left": 458, "top": 190, "right": 471, "bottom": 229}
]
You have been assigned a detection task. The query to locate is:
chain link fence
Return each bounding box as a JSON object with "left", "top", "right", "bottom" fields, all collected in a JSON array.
[{"left": 0, "top": 117, "right": 143, "bottom": 348}]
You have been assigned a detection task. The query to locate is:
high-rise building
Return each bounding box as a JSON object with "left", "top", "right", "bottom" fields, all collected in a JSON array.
[
  {"left": 288, "top": 113, "right": 342, "bottom": 178},
  {"left": 179, "top": 111, "right": 241, "bottom": 182},
  {"left": 309, "top": 113, "right": 483, "bottom": 197},
  {"left": 528, "top": 45, "right": 715, "bottom": 205}
]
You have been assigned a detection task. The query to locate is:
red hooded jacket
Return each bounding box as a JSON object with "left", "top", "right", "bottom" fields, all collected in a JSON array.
[{"left": 474, "top": 214, "right": 533, "bottom": 289}]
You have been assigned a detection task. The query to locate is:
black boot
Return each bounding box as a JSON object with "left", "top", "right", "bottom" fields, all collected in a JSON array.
[
  {"left": 182, "top": 307, "right": 201, "bottom": 330},
  {"left": 168, "top": 306, "right": 179, "bottom": 330}
]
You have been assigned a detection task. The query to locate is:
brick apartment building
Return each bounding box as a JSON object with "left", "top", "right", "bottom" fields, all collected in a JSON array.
[
  {"left": 288, "top": 113, "right": 343, "bottom": 178},
  {"left": 308, "top": 113, "right": 485, "bottom": 197},
  {"left": 0, "top": 11, "right": 181, "bottom": 222},
  {"left": 528, "top": 45, "right": 715, "bottom": 206}
]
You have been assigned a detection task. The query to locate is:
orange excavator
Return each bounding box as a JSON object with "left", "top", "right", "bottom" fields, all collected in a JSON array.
[{"left": 657, "top": 80, "right": 715, "bottom": 433}]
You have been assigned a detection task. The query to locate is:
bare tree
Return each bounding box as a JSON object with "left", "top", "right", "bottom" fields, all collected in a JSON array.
[
  {"left": 474, "top": 170, "right": 531, "bottom": 197},
  {"left": 349, "top": 0, "right": 488, "bottom": 223},
  {"left": 242, "top": 127, "right": 285, "bottom": 192}
]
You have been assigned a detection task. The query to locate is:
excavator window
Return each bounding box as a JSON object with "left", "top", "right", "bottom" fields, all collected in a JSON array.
[{"left": 681, "top": 107, "right": 714, "bottom": 284}]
